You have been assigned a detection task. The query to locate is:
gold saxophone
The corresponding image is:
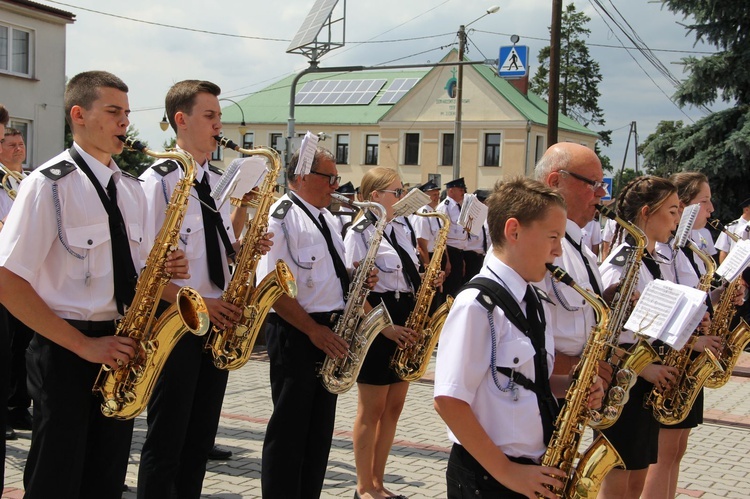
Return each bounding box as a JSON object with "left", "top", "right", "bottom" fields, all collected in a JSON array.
[
  {"left": 205, "top": 136, "right": 297, "bottom": 370},
  {"left": 591, "top": 204, "right": 660, "bottom": 430},
  {"left": 319, "top": 194, "right": 394, "bottom": 394},
  {"left": 0, "top": 162, "right": 26, "bottom": 200},
  {"left": 704, "top": 218, "right": 750, "bottom": 388},
  {"left": 391, "top": 211, "right": 454, "bottom": 381},
  {"left": 92, "top": 136, "right": 211, "bottom": 420},
  {"left": 543, "top": 264, "right": 624, "bottom": 499},
  {"left": 648, "top": 240, "right": 722, "bottom": 424}
]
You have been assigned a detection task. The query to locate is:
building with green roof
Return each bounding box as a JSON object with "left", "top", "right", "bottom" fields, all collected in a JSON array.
[{"left": 219, "top": 50, "right": 600, "bottom": 191}]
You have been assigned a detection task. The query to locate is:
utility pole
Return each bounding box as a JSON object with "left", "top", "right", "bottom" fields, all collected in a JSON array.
[
  {"left": 547, "top": 0, "right": 563, "bottom": 147},
  {"left": 615, "top": 121, "right": 639, "bottom": 196},
  {"left": 452, "top": 24, "right": 467, "bottom": 181}
]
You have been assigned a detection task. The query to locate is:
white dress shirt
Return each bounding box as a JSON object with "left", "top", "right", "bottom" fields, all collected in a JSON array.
[
  {"left": 434, "top": 254, "right": 555, "bottom": 462},
  {"left": 545, "top": 219, "right": 604, "bottom": 356},
  {"left": 715, "top": 217, "right": 750, "bottom": 253},
  {"left": 0, "top": 143, "right": 150, "bottom": 321},
  {"left": 258, "top": 192, "right": 346, "bottom": 313},
  {"left": 413, "top": 205, "right": 442, "bottom": 253},
  {"left": 437, "top": 197, "right": 468, "bottom": 250},
  {"left": 0, "top": 188, "right": 13, "bottom": 220},
  {"left": 140, "top": 158, "right": 233, "bottom": 300}
]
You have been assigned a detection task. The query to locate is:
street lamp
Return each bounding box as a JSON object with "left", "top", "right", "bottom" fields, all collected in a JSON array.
[
  {"left": 452, "top": 5, "right": 500, "bottom": 181},
  {"left": 219, "top": 98, "right": 248, "bottom": 137},
  {"left": 159, "top": 111, "right": 169, "bottom": 132}
]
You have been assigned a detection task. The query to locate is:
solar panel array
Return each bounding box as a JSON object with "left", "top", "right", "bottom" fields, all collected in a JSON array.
[
  {"left": 295, "top": 79, "right": 387, "bottom": 106},
  {"left": 377, "top": 78, "right": 420, "bottom": 105},
  {"left": 287, "top": 0, "right": 339, "bottom": 53}
]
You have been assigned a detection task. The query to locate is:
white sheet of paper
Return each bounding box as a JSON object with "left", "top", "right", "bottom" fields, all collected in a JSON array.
[
  {"left": 716, "top": 239, "right": 750, "bottom": 282},
  {"left": 661, "top": 284, "right": 707, "bottom": 350},
  {"left": 392, "top": 189, "right": 431, "bottom": 218},
  {"left": 458, "top": 194, "right": 488, "bottom": 236},
  {"left": 624, "top": 279, "right": 684, "bottom": 340},
  {"left": 295, "top": 131, "right": 318, "bottom": 176},
  {"left": 211, "top": 157, "right": 268, "bottom": 209},
  {"left": 674, "top": 203, "right": 700, "bottom": 249}
]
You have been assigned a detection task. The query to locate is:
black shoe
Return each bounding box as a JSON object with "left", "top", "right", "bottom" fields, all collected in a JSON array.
[
  {"left": 8, "top": 407, "right": 33, "bottom": 430},
  {"left": 5, "top": 425, "right": 17, "bottom": 440},
  {"left": 207, "top": 445, "right": 232, "bottom": 460}
]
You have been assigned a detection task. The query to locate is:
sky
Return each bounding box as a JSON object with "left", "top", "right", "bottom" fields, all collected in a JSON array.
[{"left": 36, "top": 0, "right": 722, "bottom": 176}]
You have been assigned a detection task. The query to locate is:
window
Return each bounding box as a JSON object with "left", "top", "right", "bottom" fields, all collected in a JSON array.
[
  {"left": 365, "top": 135, "right": 379, "bottom": 165},
  {"left": 335, "top": 134, "right": 349, "bottom": 164},
  {"left": 535, "top": 135, "right": 546, "bottom": 164},
  {"left": 0, "top": 24, "right": 32, "bottom": 77},
  {"left": 404, "top": 133, "right": 420, "bottom": 165},
  {"left": 241, "top": 132, "right": 254, "bottom": 157},
  {"left": 210, "top": 143, "right": 223, "bottom": 162},
  {"left": 441, "top": 133, "right": 454, "bottom": 166},
  {"left": 269, "top": 133, "right": 283, "bottom": 155},
  {"left": 483, "top": 133, "right": 502, "bottom": 167}
]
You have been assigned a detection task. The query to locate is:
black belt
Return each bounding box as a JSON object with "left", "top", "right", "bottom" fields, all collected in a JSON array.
[
  {"left": 453, "top": 443, "right": 536, "bottom": 466},
  {"left": 65, "top": 319, "right": 118, "bottom": 333},
  {"left": 370, "top": 290, "right": 414, "bottom": 302},
  {"left": 268, "top": 311, "right": 343, "bottom": 328}
]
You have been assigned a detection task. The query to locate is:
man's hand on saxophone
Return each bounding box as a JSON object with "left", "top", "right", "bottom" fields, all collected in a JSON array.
[
  {"left": 204, "top": 298, "right": 242, "bottom": 331},
  {"left": 164, "top": 248, "right": 190, "bottom": 280}
]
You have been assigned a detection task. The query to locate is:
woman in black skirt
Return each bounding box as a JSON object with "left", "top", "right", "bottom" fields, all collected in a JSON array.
[
  {"left": 344, "top": 167, "right": 442, "bottom": 499},
  {"left": 597, "top": 176, "right": 682, "bottom": 499},
  {"left": 642, "top": 172, "right": 723, "bottom": 498}
]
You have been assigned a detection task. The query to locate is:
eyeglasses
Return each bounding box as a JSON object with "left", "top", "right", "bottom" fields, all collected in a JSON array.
[
  {"left": 379, "top": 188, "right": 404, "bottom": 198},
  {"left": 309, "top": 170, "right": 341, "bottom": 186},
  {"left": 560, "top": 169, "right": 608, "bottom": 194}
]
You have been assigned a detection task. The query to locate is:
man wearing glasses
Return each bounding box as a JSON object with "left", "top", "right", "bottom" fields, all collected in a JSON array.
[
  {"left": 535, "top": 142, "right": 613, "bottom": 379},
  {"left": 257, "top": 146, "right": 353, "bottom": 498}
]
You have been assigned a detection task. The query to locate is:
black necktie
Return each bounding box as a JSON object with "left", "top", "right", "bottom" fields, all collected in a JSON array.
[
  {"left": 524, "top": 285, "right": 556, "bottom": 446},
  {"left": 565, "top": 233, "right": 602, "bottom": 296},
  {"left": 387, "top": 227, "right": 422, "bottom": 293},
  {"left": 106, "top": 178, "right": 138, "bottom": 314},
  {"left": 194, "top": 175, "right": 228, "bottom": 289},
  {"left": 318, "top": 213, "right": 351, "bottom": 298}
]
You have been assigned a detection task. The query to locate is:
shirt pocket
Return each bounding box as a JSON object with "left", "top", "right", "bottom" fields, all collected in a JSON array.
[
  {"left": 377, "top": 251, "right": 402, "bottom": 274},
  {"left": 179, "top": 214, "right": 206, "bottom": 261},
  {"left": 495, "top": 337, "right": 536, "bottom": 371},
  {"left": 298, "top": 242, "right": 333, "bottom": 283},
  {"left": 65, "top": 222, "right": 111, "bottom": 280}
]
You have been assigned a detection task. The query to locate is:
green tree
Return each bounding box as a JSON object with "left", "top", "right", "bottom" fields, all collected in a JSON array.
[
  {"left": 638, "top": 120, "right": 685, "bottom": 178},
  {"left": 532, "top": 2, "right": 611, "bottom": 168},
  {"left": 639, "top": 1, "right": 750, "bottom": 221}
]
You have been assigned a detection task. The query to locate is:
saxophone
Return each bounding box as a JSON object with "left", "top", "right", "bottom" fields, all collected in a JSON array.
[
  {"left": 705, "top": 218, "right": 750, "bottom": 388},
  {"left": 92, "top": 136, "right": 211, "bottom": 420},
  {"left": 0, "top": 162, "right": 26, "bottom": 200},
  {"left": 543, "top": 264, "right": 624, "bottom": 499},
  {"left": 591, "top": 204, "right": 660, "bottom": 430},
  {"left": 648, "top": 240, "right": 722, "bottom": 424},
  {"left": 205, "top": 136, "right": 297, "bottom": 370},
  {"left": 391, "top": 211, "right": 453, "bottom": 381},
  {"left": 319, "top": 194, "right": 394, "bottom": 394}
]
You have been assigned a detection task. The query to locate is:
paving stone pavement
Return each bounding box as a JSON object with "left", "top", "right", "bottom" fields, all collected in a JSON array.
[{"left": 4, "top": 353, "right": 750, "bottom": 498}]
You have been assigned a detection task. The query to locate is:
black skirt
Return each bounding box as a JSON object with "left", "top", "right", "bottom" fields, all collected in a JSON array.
[{"left": 357, "top": 291, "right": 415, "bottom": 385}]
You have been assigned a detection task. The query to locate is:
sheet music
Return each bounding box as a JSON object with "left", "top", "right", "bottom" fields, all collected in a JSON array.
[
  {"left": 457, "top": 194, "right": 488, "bottom": 236},
  {"left": 392, "top": 188, "right": 431, "bottom": 218},
  {"left": 624, "top": 279, "right": 684, "bottom": 340},
  {"left": 674, "top": 203, "right": 700, "bottom": 249},
  {"left": 295, "top": 131, "right": 318, "bottom": 176},
  {"left": 211, "top": 156, "right": 268, "bottom": 209},
  {"left": 716, "top": 239, "right": 750, "bottom": 281},
  {"left": 660, "top": 284, "right": 708, "bottom": 350}
]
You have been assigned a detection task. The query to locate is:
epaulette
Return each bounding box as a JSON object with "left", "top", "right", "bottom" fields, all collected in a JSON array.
[
  {"left": 352, "top": 218, "right": 373, "bottom": 233},
  {"left": 443, "top": 199, "right": 450, "bottom": 206},
  {"left": 41, "top": 160, "right": 76, "bottom": 180},
  {"left": 152, "top": 160, "right": 179, "bottom": 176},
  {"left": 271, "top": 200, "right": 293, "bottom": 219},
  {"left": 610, "top": 245, "right": 634, "bottom": 267},
  {"left": 533, "top": 285, "right": 554, "bottom": 305},
  {"left": 120, "top": 170, "right": 143, "bottom": 182},
  {"left": 208, "top": 164, "right": 224, "bottom": 176},
  {"left": 727, "top": 219, "right": 740, "bottom": 226}
]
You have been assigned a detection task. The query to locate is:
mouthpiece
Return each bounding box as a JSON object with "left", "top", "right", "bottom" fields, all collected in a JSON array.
[
  {"left": 331, "top": 192, "right": 354, "bottom": 206},
  {"left": 214, "top": 135, "right": 239, "bottom": 151},
  {"left": 118, "top": 135, "right": 146, "bottom": 152},
  {"left": 546, "top": 263, "right": 576, "bottom": 287},
  {"left": 595, "top": 204, "right": 616, "bottom": 220}
]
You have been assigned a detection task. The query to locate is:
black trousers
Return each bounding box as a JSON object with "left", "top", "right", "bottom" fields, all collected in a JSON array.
[
  {"left": 8, "top": 311, "right": 33, "bottom": 409},
  {"left": 444, "top": 246, "right": 467, "bottom": 298},
  {"left": 261, "top": 313, "right": 339, "bottom": 499},
  {"left": 447, "top": 444, "right": 532, "bottom": 499},
  {"left": 463, "top": 251, "right": 485, "bottom": 283},
  {"left": 0, "top": 306, "right": 9, "bottom": 493},
  {"left": 137, "top": 331, "right": 229, "bottom": 499},
  {"left": 23, "top": 324, "right": 134, "bottom": 499}
]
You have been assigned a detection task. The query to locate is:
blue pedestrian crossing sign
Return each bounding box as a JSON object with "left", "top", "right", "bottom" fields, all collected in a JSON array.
[
  {"left": 498, "top": 45, "right": 528, "bottom": 79},
  {"left": 602, "top": 177, "right": 613, "bottom": 201}
]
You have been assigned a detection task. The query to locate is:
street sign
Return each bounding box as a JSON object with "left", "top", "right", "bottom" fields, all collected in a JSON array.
[
  {"left": 602, "top": 177, "right": 613, "bottom": 201},
  {"left": 498, "top": 45, "right": 528, "bottom": 79}
]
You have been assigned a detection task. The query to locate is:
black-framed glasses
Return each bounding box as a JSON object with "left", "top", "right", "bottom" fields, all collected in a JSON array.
[
  {"left": 309, "top": 170, "right": 341, "bottom": 186},
  {"left": 560, "top": 169, "right": 608, "bottom": 194},
  {"left": 379, "top": 188, "right": 405, "bottom": 198}
]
